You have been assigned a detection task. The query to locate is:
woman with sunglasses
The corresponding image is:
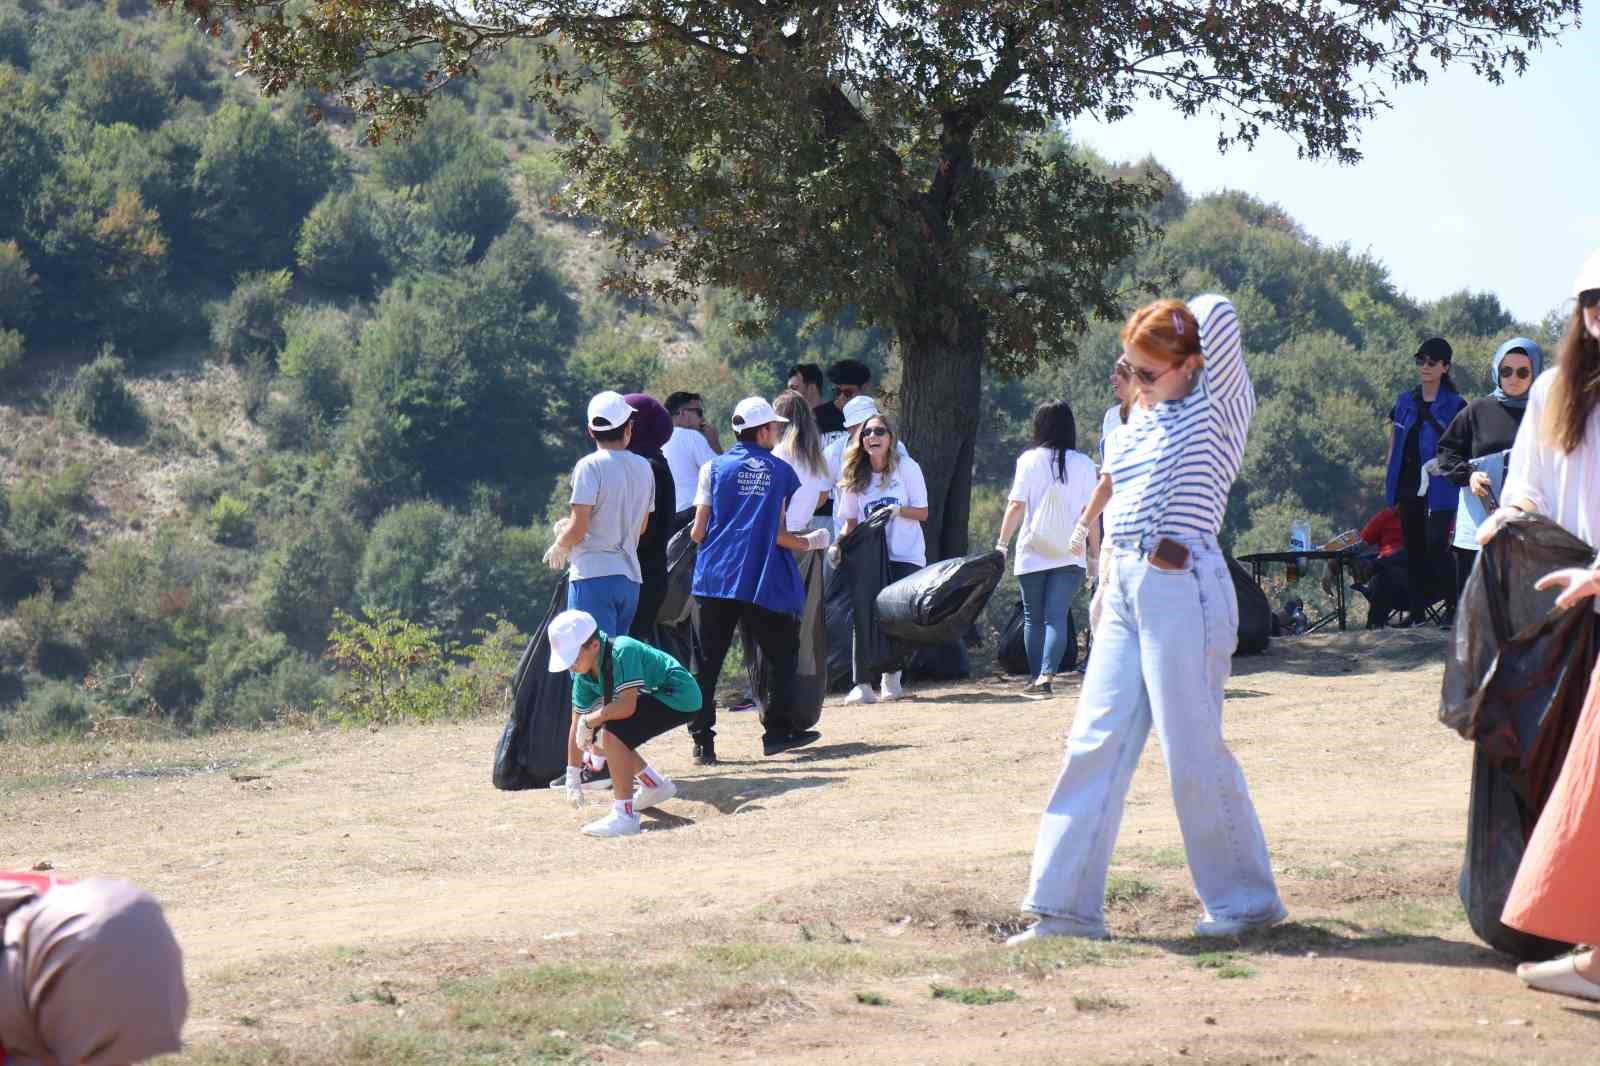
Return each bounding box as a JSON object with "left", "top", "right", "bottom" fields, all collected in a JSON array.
[
  {"left": 1099, "top": 358, "right": 1135, "bottom": 465},
  {"left": 837, "top": 413, "right": 929, "bottom": 704},
  {"left": 1432, "top": 338, "right": 1543, "bottom": 601},
  {"left": 1486, "top": 252, "right": 1600, "bottom": 1003},
  {"left": 1009, "top": 295, "right": 1286, "bottom": 945},
  {"left": 1383, "top": 338, "right": 1467, "bottom": 627}
]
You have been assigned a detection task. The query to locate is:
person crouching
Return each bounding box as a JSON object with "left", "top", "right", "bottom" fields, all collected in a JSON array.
[{"left": 549, "top": 609, "right": 701, "bottom": 838}]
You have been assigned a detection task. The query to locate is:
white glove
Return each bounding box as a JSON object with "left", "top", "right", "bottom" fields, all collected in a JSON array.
[
  {"left": 542, "top": 540, "right": 571, "bottom": 571},
  {"left": 880, "top": 503, "right": 901, "bottom": 521},
  {"left": 826, "top": 544, "right": 843, "bottom": 568},
  {"left": 1067, "top": 521, "right": 1090, "bottom": 556},
  {"left": 1087, "top": 554, "right": 1099, "bottom": 581},
  {"left": 563, "top": 766, "right": 586, "bottom": 809},
  {"left": 574, "top": 714, "right": 598, "bottom": 752},
  {"left": 994, "top": 541, "right": 1008, "bottom": 562},
  {"left": 802, "top": 528, "right": 833, "bottom": 552},
  {"left": 1535, "top": 567, "right": 1600, "bottom": 610},
  {"left": 1475, "top": 506, "right": 1522, "bottom": 546}
]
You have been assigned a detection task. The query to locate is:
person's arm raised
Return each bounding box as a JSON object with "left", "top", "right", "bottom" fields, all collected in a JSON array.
[{"left": 1190, "top": 295, "right": 1247, "bottom": 406}]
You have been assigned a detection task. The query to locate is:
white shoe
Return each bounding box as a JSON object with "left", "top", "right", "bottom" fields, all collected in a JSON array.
[
  {"left": 1005, "top": 916, "right": 1109, "bottom": 946},
  {"left": 633, "top": 777, "right": 677, "bottom": 810},
  {"left": 844, "top": 684, "right": 878, "bottom": 705},
  {"left": 879, "top": 672, "right": 904, "bottom": 701},
  {"left": 1193, "top": 902, "right": 1288, "bottom": 938},
  {"left": 581, "top": 810, "right": 641, "bottom": 837},
  {"left": 1518, "top": 955, "right": 1600, "bottom": 1001}
]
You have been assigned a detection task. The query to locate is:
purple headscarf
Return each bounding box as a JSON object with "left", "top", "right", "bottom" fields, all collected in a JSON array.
[{"left": 624, "top": 394, "right": 674, "bottom": 455}]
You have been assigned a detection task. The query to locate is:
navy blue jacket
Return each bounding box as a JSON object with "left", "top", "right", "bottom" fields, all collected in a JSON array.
[{"left": 1385, "top": 385, "right": 1467, "bottom": 510}]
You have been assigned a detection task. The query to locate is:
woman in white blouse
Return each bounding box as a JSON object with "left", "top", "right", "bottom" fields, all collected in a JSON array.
[{"left": 773, "top": 390, "right": 833, "bottom": 533}]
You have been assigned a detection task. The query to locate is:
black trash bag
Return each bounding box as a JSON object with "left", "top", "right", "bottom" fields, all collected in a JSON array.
[
  {"left": 1458, "top": 747, "right": 1575, "bottom": 962},
  {"left": 904, "top": 641, "right": 973, "bottom": 683},
  {"left": 747, "top": 547, "right": 826, "bottom": 734},
  {"left": 655, "top": 526, "right": 701, "bottom": 675},
  {"left": 824, "top": 510, "right": 895, "bottom": 690},
  {"left": 492, "top": 577, "right": 572, "bottom": 791},
  {"left": 997, "top": 601, "right": 1078, "bottom": 676},
  {"left": 1229, "top": 556, "right": 1272, "bottom": 656},
  {"left": 875, "top": 551, "right": 1006, "bottom": 646},
  {"left": 1438, "top": 512, "right": 1596, "bottom": 960}
]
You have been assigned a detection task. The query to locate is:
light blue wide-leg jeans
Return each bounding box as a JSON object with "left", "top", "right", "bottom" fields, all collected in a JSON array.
[{"left": 1020, "top": 538, "right": 1282, "bottom": 934}]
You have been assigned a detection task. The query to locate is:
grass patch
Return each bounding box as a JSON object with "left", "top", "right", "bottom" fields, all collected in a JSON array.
[
  {"left": 970, "top": 936, "right": 1141, "bottom": 981},
  {"left": 930, "top": 983, "right": 1018, "bottom": 1006},
  {"left": 1115, "top": 845, "right": 1187, "bottom": 870},
  {"left": 1192, "top": 951, "right": 1256, "bottom": 979},
  {"left": 1072, "top": 992, "right": 1129, "bottom": 1012},
  {"left": 855, "top": 991, "right": 891, "bottom": 1006},
  {"left": 691, "top": 941, "right": 889, "bottom": 980},
  {"left": 1104, "top": 874, "right": 1157, "bottom": 906},
  {"left": 1350, "top": 896, "right": 1464, "bottom": 937}
]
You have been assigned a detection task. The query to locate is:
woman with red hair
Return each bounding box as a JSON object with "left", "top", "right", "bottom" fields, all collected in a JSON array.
[{"left": 1010, "top": 296, "right": 1286, "bottom": 944}]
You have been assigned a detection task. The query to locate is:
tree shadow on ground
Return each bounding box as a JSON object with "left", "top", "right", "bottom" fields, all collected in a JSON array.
[
  {"left": 675, "top": 773, "right": 843, "bottom": 815},
  {"left": 640, "top": 809, "right": 697, "bottom": 833},
  {"left": 1231, "top": 628, "right": 1450, "bottom": 679},
  {"left": 1133, "top": 919, "right": 1513, "bottom": 972},
  {"left": 788, "top": 742, "right": 913, "bottom": 763}
]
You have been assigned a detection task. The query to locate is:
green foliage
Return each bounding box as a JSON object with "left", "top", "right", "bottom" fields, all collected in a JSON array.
[
  {"left": 424, "top": 152, "right": 518, "bottom": 258},
  {"left": 0, "top": 480, "right": 84, "bottom": 605},
  {"left": 323, "top": 607, "right": 452, "bottom": 726},
  {"left": 195, "top": 628, "right": 328, "bottom": 731},
  {"left": 191, "top": 102, "right": 343, "bottom": 272},
  {"left": 6, "top": 678, "right": 95, "bottom": 740},
  {"left": 208, "top": 270, "right": 292, "bottom": 363},
  {"left": 0, "top": 329, "right": 20, "bottom": 379},
  {"left": 256, "top": 507, "right": 364, "bottom": 651},
  {"left": 370, "top": 100, "right": 483, "bottom": 189},
  {"left": 68, "top": 51, "right": 169, "bottom": 128},
  {"left": 0, "top": 10, "right": 29, "bottom": 69},
  {"left": 0, "top": 239, "right": 38, "bottom": 332},
  {"left": 296, "top": 189, "right": 389, "bottom": 294},
  {"left": 141, "top": 647, "right": 203, "bottom": 720},
  {"left": 206, "top": 493, "right": 253, "bottom": 546},
  {"left": 274, "top": 304, "right": 356, "bottom": 437},
  {"left": 515, "top": 145, "right": 567, "bottom": 208},
  {"left": 930, "top": 984, "right": 1017, "bottom": 1006},
  {"left": 60, "top": 348, "right": 144, "bottom": 436}
]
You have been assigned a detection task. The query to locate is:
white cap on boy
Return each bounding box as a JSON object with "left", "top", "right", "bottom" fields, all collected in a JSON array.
[
  {"left": 587, "top": 390, "right": 636, "bottom": 432},
  {"left": 1573, "top": 249, "right": 1600, "bottom": 299},
  {"left": 841, "top": 395, "right": 881, "bottom": 428},
  {"left": 547, "top": 609, "right": 599, "bottom": 672},
  {"left": 730, "top": 396, "right": 790, "bottom": 431}
]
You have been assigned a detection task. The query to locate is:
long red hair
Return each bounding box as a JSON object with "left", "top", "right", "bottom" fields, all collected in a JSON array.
[{"left": 1122, "top": 298, "right": 1201, "bottom": 366}]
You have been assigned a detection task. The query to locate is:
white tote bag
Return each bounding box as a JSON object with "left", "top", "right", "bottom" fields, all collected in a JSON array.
[{"left": 1023, "top": 478, "right": 1076, "bottom": 558}]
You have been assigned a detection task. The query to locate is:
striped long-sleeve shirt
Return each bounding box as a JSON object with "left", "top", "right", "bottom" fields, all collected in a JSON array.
[{"left": 1103, "top": 295, "right": 1253, "bottom": 545}]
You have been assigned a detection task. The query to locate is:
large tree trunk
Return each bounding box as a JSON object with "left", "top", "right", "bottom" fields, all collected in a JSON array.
[{"left": 896, "top": 302, "right": 984, "bottom": 563}]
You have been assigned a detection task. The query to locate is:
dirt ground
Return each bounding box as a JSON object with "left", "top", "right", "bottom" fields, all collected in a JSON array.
[{"left": 4, "top": 626, "right": 1596, "bottom": 1065}]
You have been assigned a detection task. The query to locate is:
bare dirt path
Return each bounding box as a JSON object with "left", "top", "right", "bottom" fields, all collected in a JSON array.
[{"left": 5, "top": 628, "right": 1593, "bottom": 1064}]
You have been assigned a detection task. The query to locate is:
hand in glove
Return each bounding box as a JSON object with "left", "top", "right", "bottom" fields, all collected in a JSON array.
[
  {"left": 1475, "top": 506, "right": 1522, "bottom": 546},
  {"left": 826, "top": 544, "right": 843, "bottom": 568},
  {"left": 563, "top": 766, "right": 587, "bottom": 809},
  {"left": 1535, "top": 567, "right": 1600, "bottom": 610},
  {"left": 1067, "top": 521, "right": 1090, "bottom": 556},
  {"left": 1087, "top": 553, "right": 1099, "bottom": 581},
  {"left": 802, "top": 527, "right": 833, "bottom": 552},
  {"left": 574, "top": 713, "right": 599, "bottom": 752},
  {"left": 994, "top": 541, "right": 1008, "bottom": 562},
  {"left": 542, "top": 540, "right": 571, "bottom": 571}
]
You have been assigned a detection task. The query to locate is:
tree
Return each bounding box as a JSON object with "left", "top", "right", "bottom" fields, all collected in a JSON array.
[
  {"left": 296, "top": 189, "right": 389, "bottom": 294},
  {"left": 68, "top": 52, "right": 170, "bottom": 129},
  {"left": 187, "top": 0, "right": 1577, "bottom": 559}
]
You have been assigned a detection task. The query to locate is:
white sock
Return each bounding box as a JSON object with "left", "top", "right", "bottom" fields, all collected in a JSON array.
[
  {"left": 614, "top": 798, "right": 636, "bottom": 819},
  {"left": 584, "top": 752, "right": 607, "bottom": 773},
  {"left": 637, "top": 765, "right": 667, "bottom": 790}
]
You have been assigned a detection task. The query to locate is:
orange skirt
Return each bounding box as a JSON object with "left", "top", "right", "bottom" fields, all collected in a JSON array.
[{"left": 1502, "top": 655, "right": 1600, "bottom": 945}]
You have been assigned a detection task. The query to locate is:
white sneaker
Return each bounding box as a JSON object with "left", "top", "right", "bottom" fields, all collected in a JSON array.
[
  {"left": 1193, "top": 903, "right": 1288, "bottom": 938},
  {"left": 879, "top": 672, "right": 905, "bottom": 701},
  {"left": 633, "top": 777, "right": 677, "bottom": 810},
  {"left": 1005, "top": 916, "right": 1109, "bottom": 946},
  {"left": 844, "top": 684, "right": 878, "bottom": 705},
  {"left": 581, "top": 810, "right": 642, "bottom": 837}
]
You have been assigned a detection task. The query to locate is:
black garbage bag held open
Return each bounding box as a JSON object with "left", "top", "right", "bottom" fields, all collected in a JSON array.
[
  {"left": 823, "top": 509, "right": 895, "bottom": 689},
  {"left": 1439, "top": 512, "right": 1595, "bottom": 960},
  {"left": 1228, "top": 556, "right": 1272, "bottom": 655},
  {"left": 875, "top": 551, "right": 1006, "bottom": 646},
  {"left": 654, "top": 526, "right": 701, "bottom": 675},
  {"left": 492, "top": 577, "right": 573, "bottom": 791},
  {"left": 747, "top": 547, "right": 826, "bottom": 734}
]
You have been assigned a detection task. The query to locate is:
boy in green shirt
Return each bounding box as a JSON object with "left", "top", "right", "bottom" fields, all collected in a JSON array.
[{"left": 548, "top": 609, "right": 700, "bottom": 837}]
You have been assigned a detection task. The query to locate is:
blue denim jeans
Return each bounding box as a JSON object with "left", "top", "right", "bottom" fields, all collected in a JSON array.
[
  {"left": 1021, "top": 537, "right": 1282, "bottom": 934},
  {"left": 568, "top": 574, "right": 641, "bottom": 639},
  {"left": 1017, "top": 565, "right": 1085, "bottom": 677}
]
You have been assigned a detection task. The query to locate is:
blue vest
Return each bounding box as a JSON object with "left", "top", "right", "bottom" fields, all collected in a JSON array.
[
  {"left": 691, "top": 444, "right": 804, "bottom": 614},
  {"left": 1385, "top": 386, "right": 1467, "bottom": 510}
]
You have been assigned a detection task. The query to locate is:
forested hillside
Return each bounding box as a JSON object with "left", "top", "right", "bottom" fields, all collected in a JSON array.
[{"left": 0, "top": 0, "right": 1553, "bottom": 739}]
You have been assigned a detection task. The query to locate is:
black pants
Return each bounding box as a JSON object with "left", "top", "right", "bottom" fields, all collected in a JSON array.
[
  {"left": 1396, "top": 496, "right": 1456, "bottom": 617},
  {"left": 1363, "top": 552, "right": 1409, "bottom": 629},
  {"left": 629, "top": 570, "right": 668, "bottom": 643},
  {"left": 1453, "top": 547, "right": 1477, "bottom": 600},
  {"left": 605, "top": 693, "right": 694, "bottom": 751},
  {"left": 691, "top": 596, "right": 800, "bottom": 742}
]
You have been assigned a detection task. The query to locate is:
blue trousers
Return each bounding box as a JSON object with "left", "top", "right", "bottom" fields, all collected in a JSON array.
[
  {"left": 1017, "top": 565, "right": 1086, "bottom": 677},
  {"left": 568, "top": 574, "right": 641, "bottom": 638}
]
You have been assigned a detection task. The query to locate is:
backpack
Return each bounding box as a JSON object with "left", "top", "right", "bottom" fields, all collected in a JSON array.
[{"left": 1022, "top": 459, "right": 1076, "bottom": 558}]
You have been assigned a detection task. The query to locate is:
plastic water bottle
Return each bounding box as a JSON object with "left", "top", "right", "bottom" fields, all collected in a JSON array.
[{"left": 1288, "top": 520, "right": 1311, "bottom": 582}]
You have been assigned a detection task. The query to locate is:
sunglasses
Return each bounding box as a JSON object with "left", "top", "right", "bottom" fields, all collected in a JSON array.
[
  {"left": 1125, "top": 360, "right": 1181, "bottom": 386},
  {"left": 1581, "top": 290, "right": 1600, "bottom": 310},
  {"left": 859, "top": 426, "right": 891, "bottom": 438},
  {"left": 1413, "top": 355, "right": 1449, "bottom": 368},
  {"left": 1498, "top": 365, "right": 1532, "bottom": 380}
]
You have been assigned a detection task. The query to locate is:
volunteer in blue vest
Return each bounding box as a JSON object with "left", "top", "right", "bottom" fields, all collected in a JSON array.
[
  {"left": 551, "top": 608, "right": 700, "bottom": 838},
  {"left": 689, "top": 397, "right": 833, "bottom": 765},
  {"left": 1382, "top": 338, "right": 1467, "bottom": 627}
]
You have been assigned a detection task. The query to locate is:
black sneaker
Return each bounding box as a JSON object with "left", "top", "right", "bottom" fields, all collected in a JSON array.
[
  {"left": 762, "top": 730, "right": 821, "bottom": 756},
  {"left": 1022, "top": 678, "right": 1053, "bottom": 696},
  {"left": 547, "top": 764, "right": 612, "bottom": 791},
  {"left": 693, "top": 738, "right": 718, "bottom": 766}
]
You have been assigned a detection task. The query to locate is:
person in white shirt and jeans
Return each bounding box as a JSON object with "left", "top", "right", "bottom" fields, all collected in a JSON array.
[{"left": 994, "top": 401, "right": 1099, "bottom": 696}]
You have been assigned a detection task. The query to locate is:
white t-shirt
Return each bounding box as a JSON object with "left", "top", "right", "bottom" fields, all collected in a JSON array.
[
  {"left": 837, "top": 455, "right": 929, "bottom": 566},
  {"left": 1099, "top": 404, "right": 1125, "bottom": 466},
  {"left": 1504, "top": 368, "right": 1600, "bottom": 545},
  {"left": 568, "top": 448, "right": 655, "bottom": 583},
  {"left": 825, "top": 435, "right": 908, "bottom": 534},
  {"left": 662, "top": 426, "right": 718, "bottom": 512},
  {"left": 774, "top": 441, "right": 832, "bottom": 531},
  {"left": 1007, "top": 447, "right": 1097, "bottom": 576}
]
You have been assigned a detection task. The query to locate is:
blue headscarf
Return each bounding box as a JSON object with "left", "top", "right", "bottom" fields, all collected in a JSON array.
[{"left": 1490, "top": 336, "right": 1544, "bottom": 409}]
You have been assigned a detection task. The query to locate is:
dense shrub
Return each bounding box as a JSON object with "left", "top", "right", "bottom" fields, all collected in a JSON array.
[
  {"left": 206, "top": 493, "right": 253, "bottom": 546},
  {"left": 257, "top": 508, "right": 363, "bottom": 651},
  {"left": 68, "top": 52, "right": 169, "bottom": 129},
  {"left": 515, "top": 147, "right": 567, "bottom": 208},
  {"left": 0, "top": 239, "right": 37, "bottom": 332},
  {"left": 0, "top": 329, "right": 19, "bottom": 379},
  {"left": 141, "top": 647, "right": 203, "bottom": 720},
  {"left": 278, "top": 305, "right": 356, "bottom": 421},
  {"left": 296, "top": 189, "right": 389, "bottom": 294},
  {"left": 0, "top": 11, "right": 29, "bottom": 68},
  {"left": 370, "top": 100, "right": 483, "bottom": 189},
  {"left": 60, "top": 349, "right": 144, "bottom": 436},
  {"left": 209, "top": 270, "right": 292, "bottom": 363},
  {"left": 424, "top": 154, "right": 517, "bottom": 258},
  {"left": 0, "top": 481, "right": 84, "bottom": 605},
  {"left": 323, "top": 608, "right": 451, "bottom": 725},
  {"left": 356, "top": 500, "right": 450, "bottom": 624},
  {"left": 7, "top": 679, "right": 95, "bottom": 740},
  {"left": 66, "top": 539, "right": 156, "bottom": 661}
]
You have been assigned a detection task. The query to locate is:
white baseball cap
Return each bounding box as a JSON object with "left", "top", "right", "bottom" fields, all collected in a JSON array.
[
  {"left": 841, "top": 395, "right": 881, "bottom": 428},
  {"left": 1573, "top": 250, "right": 1600, "bottom": 300},
  {"left": 587, "top": 390, "right": 635, "bottom": 432},
  {"left": 547, "top": 609, "right": 599, "bottom": 672},
  {"left": 730, "top": 396, "right": 789, "bottom": 431}
]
